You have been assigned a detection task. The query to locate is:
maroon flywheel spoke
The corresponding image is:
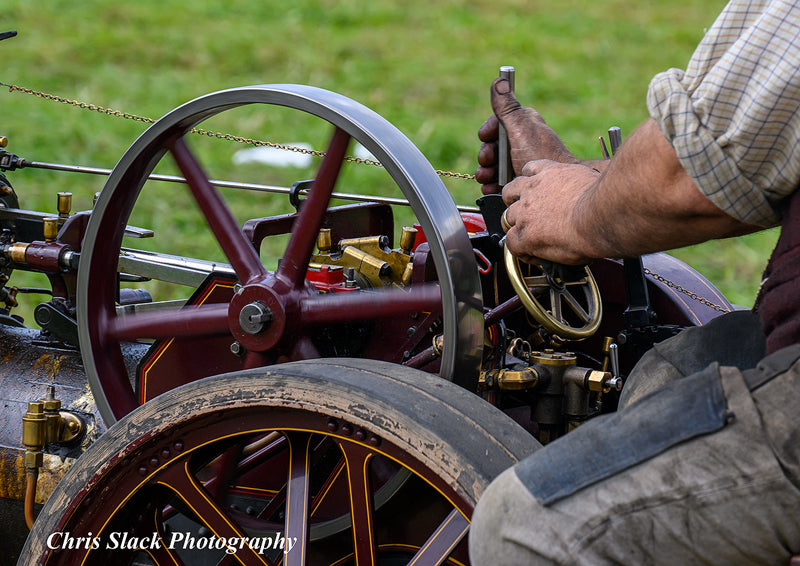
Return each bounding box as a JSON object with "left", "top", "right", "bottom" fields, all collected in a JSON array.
[
  {"left": 407, "top": 509, "right": 470, "bottom": 566},
  {"left": 169, "top": 136, "right": 267, "bottom": 285},
  {"left": 156, "top": 461, "right": 274, "bottom": 566},
  {"left": 337, "top": 442, "right": 378, "bottom": 566},
  {"left": 277, "top": 127, "right": 351, "bottom": 290},
  {"left": 283, "top": 432, "right": 313, "bottom": 566},
  {"left": 299, "top": 283, "right": 442, "bottom": 325},
  {"left": 106, "top": 303, "right": 230, "bottom": 342},
  {"left": 243, "top": 349, "right": 274, "bottom": 370}
]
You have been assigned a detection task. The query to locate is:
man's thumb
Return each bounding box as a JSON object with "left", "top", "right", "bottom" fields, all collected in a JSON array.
[{"left": 491, "top": 77, "right": 522, "bottom": 119}]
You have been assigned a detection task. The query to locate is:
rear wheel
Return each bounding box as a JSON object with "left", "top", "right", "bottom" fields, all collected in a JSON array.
[{"left": 20, "top": 358, "right": 539, "bottom": 566}]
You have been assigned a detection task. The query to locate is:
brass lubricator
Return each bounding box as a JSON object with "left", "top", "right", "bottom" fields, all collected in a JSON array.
[
  {"left": 310, "top": 229, "right": 415, "bottom": 288},
  {"left": 21, "top": 386, "right": 84, "bottom": 528}
]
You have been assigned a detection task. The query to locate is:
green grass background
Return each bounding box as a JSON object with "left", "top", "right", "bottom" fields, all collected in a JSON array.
[{"left": 0, "top": 0, "right": 777, "bottom": 323}]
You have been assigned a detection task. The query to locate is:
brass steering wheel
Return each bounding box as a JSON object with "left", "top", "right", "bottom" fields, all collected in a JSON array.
[{"left": 503, "top": 244, "right": 602, "bottom": 340}]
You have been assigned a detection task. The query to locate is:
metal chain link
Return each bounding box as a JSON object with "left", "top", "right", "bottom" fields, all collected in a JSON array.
[
  {"left": 0, "top": 82, "right": 475, "bottom": 180},
  {"left": 643, "top": 267, "right": 731, "bottom": 313},
  {"left": 1, "top": 82, "right": 733, "bottom": 311}
]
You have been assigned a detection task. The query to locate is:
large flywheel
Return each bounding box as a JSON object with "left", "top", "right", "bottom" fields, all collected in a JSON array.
[
  {"left": 19, "top": 359, "right": 539, "bottom": 566},
  {"left": 76, "top": 85, "right": 484, "bottom": 424}
]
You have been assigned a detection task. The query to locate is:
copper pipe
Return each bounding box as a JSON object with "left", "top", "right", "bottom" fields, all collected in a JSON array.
[{"left": 24, "top": 468, "right": 38, "bottom": 529}]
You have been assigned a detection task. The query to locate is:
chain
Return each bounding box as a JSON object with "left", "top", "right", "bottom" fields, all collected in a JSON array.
[
  {"left": 0, "top": 83, "right": 734, "bottom": 311},
  {"left": 643, "top": 267, "right": 731, "bottom": 313},
  {"left": 0, "top": 82, "right": 475, "bottom": 180}
]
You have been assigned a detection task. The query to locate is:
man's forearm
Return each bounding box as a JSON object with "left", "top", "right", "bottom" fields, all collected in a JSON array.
[{"left": 572, "top": 119, "right": 758, "bottom": 259}]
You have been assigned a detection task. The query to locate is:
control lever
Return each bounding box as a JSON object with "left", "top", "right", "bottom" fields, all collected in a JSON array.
[
  {"left": 0, "top": 30, "right": 17, "bottom": 42},
  {"left": 478, "top": 66, "right": 516, "bottom": 248},
  {"left": 497, "top": 66, "right": 516, "bottom": 187},
  {"left": 606, "top": 342, "right": 623, "bottom": 391}
]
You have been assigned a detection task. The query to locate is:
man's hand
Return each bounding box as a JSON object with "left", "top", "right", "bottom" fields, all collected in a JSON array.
[
  {"left": 502, "top": 160, "right": 602, "bottom": 265},
  {"left": 476, "top": 78, "right": 579, "bottom": 195},
  {"left": 499, "top": 120, "right": 759, "bottom": 265}
]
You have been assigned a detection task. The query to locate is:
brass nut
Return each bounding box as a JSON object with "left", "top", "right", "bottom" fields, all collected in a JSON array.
[
  {"left": 24, "top": 451, "right": 43, "bottom": 469},
  {"left": 587, "top": 370, "right": 612, "bottom": 393}
]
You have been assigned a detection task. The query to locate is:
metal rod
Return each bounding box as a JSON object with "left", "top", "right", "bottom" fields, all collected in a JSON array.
[
  {"left": 608, "top": 127, "right": 622, "bottom": 155},
  {"left": 497, "top": 66, "right": 516, "bottom": 188},
  {"left": 23, "top": 160, "right": 481, "bottom": 212}
]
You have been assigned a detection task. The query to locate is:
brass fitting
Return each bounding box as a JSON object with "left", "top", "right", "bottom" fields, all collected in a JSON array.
[
  {"left": 401, "top": 261, "right": 413, "bottom": 286},
  {"left": 432, "top": 334, "right": 444, "bottom": 356},
  {"left": 480, "top": 367, "right": 541, "bottom": 391},
  {"left": 22, "top": 402, "right": 45, "bottom": 470},
  {"left": 0, "top": 136, "right": 8, "bottom": 148},
  {"left": 43, "top": 217, "right": 59, "bottom": 242},
  {"left": 57, "top": 192, "right": 72, "bottom": 217},
  {"left": 399, "top": 226, "right": 417, "bottom": 253},
  {"left": 8, "top": 242, "right": 28, "bottom": 264},
  {"left": 24, "top": 386, "right": 84, "bottom": 451},
  {"left": 316, "top": 228, "right": 332, "bottom": 253},
  {"left": 587, "top": 369, "right": 615, "bottom": 393},
  {"left": 341, "top": 245, "right": 391, "bottom": 285}
]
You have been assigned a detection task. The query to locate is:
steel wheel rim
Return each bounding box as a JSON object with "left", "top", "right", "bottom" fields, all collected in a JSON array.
[{"left": 77, "top": 84, "right": 483, "bottom": 424}]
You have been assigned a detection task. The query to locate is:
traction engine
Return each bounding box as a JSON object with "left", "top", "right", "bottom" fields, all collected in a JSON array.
[{"left": 0, "top": 54, "right": 734, "bottom": 566}]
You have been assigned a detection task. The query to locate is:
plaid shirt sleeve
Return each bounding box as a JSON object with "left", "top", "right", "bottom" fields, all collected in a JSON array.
[{"left": 647, "top": 0, "right": 800, "bottom": 227}]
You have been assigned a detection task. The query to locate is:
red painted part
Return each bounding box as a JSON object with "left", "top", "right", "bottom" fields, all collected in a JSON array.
[
  {"left": 20, "top": 241, "right": 69, "bottom": 273},
  {"left": 305, "top": 265, "right": 359, "bottom": 293},
  {"left": 411, "top": 212, "right": 487, "bottom": 252}
]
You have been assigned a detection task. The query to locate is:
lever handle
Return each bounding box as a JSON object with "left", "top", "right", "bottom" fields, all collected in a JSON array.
[{"left": 497, "top": 66, "right": 516, "bottom": 188}]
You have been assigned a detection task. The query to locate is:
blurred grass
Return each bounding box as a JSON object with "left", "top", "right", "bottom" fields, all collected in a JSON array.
[{"left": 0, "top": 0, "right": 774, "bottom": 322}]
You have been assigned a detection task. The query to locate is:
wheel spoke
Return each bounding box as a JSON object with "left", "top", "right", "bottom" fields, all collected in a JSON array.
[
  {"left": 338, "top": 442, "right": 377, "bottom": 566},
  {"left": 299, "top": 283, "right": 442, "bottom": 325},
  {"left": 277, "top": 128, "right": 351, "bottom": 289},
  {"left": 407, "top": 508, "right": 470, "bottom": 566},
  {"left": 243, "top": 349, "right": 274, "bottom": 369},
  {"left": 561, "top": 289, "right": 591, "bottom": 323},
  {"left": 284, "top": 431, "right": 313, "bottom": 566},
  {"left": 107, "top": 303, "right": 230, "bottom": 342},
  {"left": 549, "top": 288, "right": 563, "bottom": 321},
  {"left": 141, "top": 505, "right": 187, "bottom": 566},
  {"left": 523, "top": 274, "right": 550, "bottom": 288},
  {"left": 157, "top": 461, "right": 273, "bottom": 566},
  {"left": 169, "top": 136, "right": 267, "bottom": 285}
]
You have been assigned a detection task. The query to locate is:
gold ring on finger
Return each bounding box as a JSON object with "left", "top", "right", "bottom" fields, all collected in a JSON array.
[{"left": 501, "top": 209, "right": 512, "bottom": 231}]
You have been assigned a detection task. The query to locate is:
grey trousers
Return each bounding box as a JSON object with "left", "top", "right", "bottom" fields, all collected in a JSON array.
[{"left": 469, "top": 312, "right": 800, "bottom": 565}]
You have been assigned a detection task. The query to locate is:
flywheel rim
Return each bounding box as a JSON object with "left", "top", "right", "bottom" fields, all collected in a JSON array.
[{"left": 77, "top": 84, "right": 484, "bottom": 424}]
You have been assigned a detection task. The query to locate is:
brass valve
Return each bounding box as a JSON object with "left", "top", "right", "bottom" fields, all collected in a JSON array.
[
  {"left": 22, "top": 402, "right": 45, "bottom": 470},
  {"left": 22, "top": 386, "right": 84, "bottom": 455}
]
